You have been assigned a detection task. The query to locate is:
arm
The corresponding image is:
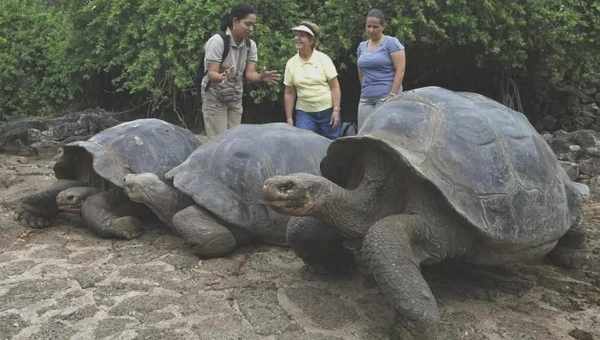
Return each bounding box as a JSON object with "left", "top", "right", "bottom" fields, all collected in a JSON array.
[
  {"left": 389, "top": 50, "right": 406, "bottom": 95},
  {"left": 204, "top": 34, "right": 229, "bottom": 83},
  {"left": 329, "top": 77, "right": 341, "bottom": 128},
  {"left": 206, "top": 62, "right": 229, "bottom": 83},
  {"left": 245, "top": 62, "right": 281, "bottom": 84},
  {"left": 356, "top": 43, "right": 363, "bottom": 82},
  {"left": 284, "top": 86, "right": 296, "bottom": 125}
]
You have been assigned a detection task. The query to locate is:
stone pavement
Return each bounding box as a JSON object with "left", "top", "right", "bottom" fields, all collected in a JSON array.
[{"left": 1, "top": 154, "right": 599, "bottom": 340}]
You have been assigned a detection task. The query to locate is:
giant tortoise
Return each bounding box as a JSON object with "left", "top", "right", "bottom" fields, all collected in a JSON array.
[
  {"left": 123, "top": 123, "right": 332, "bottom": 257},
  {"left": 262, "top": 87, "right": 588, "bottom": 338},
  {"left": 17, "top": 118, "right": 201, "bottom": 239}
]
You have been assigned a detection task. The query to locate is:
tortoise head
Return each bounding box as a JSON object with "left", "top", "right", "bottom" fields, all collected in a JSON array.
[
  {"left": 56, "top": 186, "right": 101, "bottom": 213},
  {"left": 123, "top": 173, "right": 165, "bottom": 205},
  {"left": 263, "top": 173, "right": 332, "bottom": 217}
]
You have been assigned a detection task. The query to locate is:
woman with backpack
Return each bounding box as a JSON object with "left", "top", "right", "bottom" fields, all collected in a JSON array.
[{"left": 201, "top": 4, "right": 280, "bottom": 138}]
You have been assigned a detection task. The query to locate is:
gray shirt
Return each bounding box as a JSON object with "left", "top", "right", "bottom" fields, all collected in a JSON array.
[{"left": 202, "top": 30, "right": 258, "bottom": 90}]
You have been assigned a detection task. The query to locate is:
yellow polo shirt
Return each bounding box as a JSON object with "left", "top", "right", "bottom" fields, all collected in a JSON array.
[{"left": 284, "top": 50, "right": 338, "bottom": 112}]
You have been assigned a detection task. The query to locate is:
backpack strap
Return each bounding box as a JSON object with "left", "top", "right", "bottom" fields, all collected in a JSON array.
[
  {"left": 217, "top": 31, "right": 231, "bottom": 65},
  {"left": 202, "top": 32, "right": 231, "bottom": 91},
  {"left": 199, "top": 32, "right": 251, "bottom": 91}
]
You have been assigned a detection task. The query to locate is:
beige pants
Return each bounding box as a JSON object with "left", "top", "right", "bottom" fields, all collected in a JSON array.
[
  {"left": 202, "top": 89, "right": 243, "bottom": 138},
  {"left": 357, "top": 96, "right": 386, "bottom": 129}
]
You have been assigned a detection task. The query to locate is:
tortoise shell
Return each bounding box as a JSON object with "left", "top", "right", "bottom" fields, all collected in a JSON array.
[
  {"left": 55, "top": 119, "right": 201, "bottom": 188},
  {"left": 167, "top": 123, "right": 330, "bottom": 244},
  {"left": 321, "top": 87, "right": 578, "bottom": 245}
]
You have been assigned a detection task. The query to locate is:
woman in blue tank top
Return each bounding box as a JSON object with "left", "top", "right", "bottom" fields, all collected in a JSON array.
[{"left": 356, "top": 9, "right": 406, "bottom": 129}]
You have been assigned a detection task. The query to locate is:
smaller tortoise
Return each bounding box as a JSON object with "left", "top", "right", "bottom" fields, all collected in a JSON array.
[
  {"left": 16, "top": 118, "right": 201, "bottom": 239},
  {"left": 263, "top": 87, "right": 588, "bottom": 338},
  {"left": 123, "top": 123, "right": 331, "bottom": 257}
]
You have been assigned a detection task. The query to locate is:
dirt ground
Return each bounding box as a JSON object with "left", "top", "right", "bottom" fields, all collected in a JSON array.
[{"left": 0, "top": 152, "right": 599, "bottom": 340}]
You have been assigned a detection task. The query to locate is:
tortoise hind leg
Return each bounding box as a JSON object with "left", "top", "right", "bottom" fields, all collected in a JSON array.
[
  {"left": 548, "top": 222, "right": 589, "bottom": 269},
  {"left": 362, "top": 214, "right": 444, "bottom": 340},
  {"left": 172, "top": 206, "right": 238, "bottom": 258},
  {"left": 81, "top": 190, "right": 146, "bottom": 239},
  {"left": 16, "top": 179, "right": 83, "bottom": 228}
]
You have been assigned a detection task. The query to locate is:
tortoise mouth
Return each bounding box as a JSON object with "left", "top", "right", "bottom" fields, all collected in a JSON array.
[
  {"left": 262, "top": 180, "right": 316, "bottom": 216},
  {"left": 57, "top": 205, "right": 81, "bottom": 214},
  {"left": 264, "top": 197, "right": 316, "bottom": 216}
]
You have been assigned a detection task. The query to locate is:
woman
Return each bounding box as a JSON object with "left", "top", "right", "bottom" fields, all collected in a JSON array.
[
  {"left": 283, "top": 21, "right": 341, "bottom": 139},
  {"left": 201, "top": 4, "right": 280, "bottom": 138},
  {"left": 356, "top": 9, "right": 406, "bottom": 128}
]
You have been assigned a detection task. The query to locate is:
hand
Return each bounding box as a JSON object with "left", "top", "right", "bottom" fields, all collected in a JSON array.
[
  {"left": 260, "top": 69, "right": 281, "bottom": 84},
  {"left": 330, "top": 110, "right": 341, "bottom": 128},
  {"left": 210, "top": 68, "right": 230, "bottom": 83},
  {"left": 384, "top": 92, "right": 398, "bottom": 102}
]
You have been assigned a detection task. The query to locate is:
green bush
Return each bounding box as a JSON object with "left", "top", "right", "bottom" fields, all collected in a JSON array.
[
  {"left": 1, "top": 0, "right": 599, "bottom": 125},
  {"left": 0, "top": 0, "right": 77, "bottom": 117}
]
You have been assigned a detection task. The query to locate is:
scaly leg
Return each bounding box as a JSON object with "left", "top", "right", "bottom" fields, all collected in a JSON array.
[
  {"left": 287, "top": 216, "right": 355, "bottom": 274},
  {"left": 81, "top": 191, "right": 146, "bottom": 239},
  {"left": 172, "top": 206, "right": 239, "bottom": 258},
  {"left": 362, "top": 214, "right": 445, "bottom": 340},
  {"left": 16, "top": 179, "right": 83, "bottom": 228}
]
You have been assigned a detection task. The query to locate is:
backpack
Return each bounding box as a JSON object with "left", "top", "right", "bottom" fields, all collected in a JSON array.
[{"left": 193, "top": 32, "right": 250, "bottom": 92}]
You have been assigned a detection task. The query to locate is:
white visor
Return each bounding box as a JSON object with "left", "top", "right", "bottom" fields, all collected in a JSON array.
[{"left": 291, "top": 25, "right": 315, "bottom": 37}]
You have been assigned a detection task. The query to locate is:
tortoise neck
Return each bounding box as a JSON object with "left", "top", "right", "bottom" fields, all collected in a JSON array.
[
  {"left": 316, "top": 150, "right": 398, "bottom": 238},
  {"left": 139, "top": 178, "right": 192, "bottom": 227}
]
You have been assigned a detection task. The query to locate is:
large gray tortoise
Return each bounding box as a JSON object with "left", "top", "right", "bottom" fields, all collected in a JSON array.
[
  {"left": 17, "top": 118, "right": 201, "bottom": 239},
  {"left": 123, "top": 123, "right": 332, "bottom": 257},
  {"left": 262, "top": 87, "right": 589, "bottom": 338}
]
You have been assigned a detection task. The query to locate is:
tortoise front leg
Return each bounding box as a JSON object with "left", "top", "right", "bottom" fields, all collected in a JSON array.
[
  {"left": 287, "top": 216, "right": 355, "bottom": 274},
  {"left": 362, "top": 214, "right": 446, "bottom": 340},
  {"left": 16, "top": 179, "right": 83, "bottom": 228},
  {"left": 81, "top": 191, "right": 146, "bottom": 239},
  {"left": 172, "top": 206, "right": 240, "bottom": 258}
]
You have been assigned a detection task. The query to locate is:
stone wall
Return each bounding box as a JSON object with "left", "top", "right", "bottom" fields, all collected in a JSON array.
[
  {"left": 537, "top": 82, "right": 600, "bottom": 132},
  {"left": 545, "top": 129, "right": 600, "bottom": 200},
  {"left": 0, "top": 109, "right": 126, "bottom": 157}
]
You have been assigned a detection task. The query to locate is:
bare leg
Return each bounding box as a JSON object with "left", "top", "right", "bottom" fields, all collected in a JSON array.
[
  {"left": 172, "top": 206, "right": 238, "bottom": 258},
  {"left": 16, "top": 179, "right": 83, "bottom": 228},
  {"left": 81, "top": 191, "right": 146, "bottom": 239}
]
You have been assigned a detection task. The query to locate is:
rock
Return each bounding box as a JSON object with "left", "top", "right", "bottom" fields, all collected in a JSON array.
[
  {"left": 550, "top": 137, "right": 574, "bottom": 155},
  {"left": 569, "top": 328, "right": 594, "bottom": 340},
  {"left": 559, "top": 161, "right": 579, "bottom": 181},
  {"left": 31, "top": 141, "right": 62, "bottom": 158},
  {"left": 584, "top": 176, "right": 600, "bottom": 201},
  {"left": 570, "top": 130, "right": 598, "bottom": 148},
  {"left": 0, "top": 174, "right": 22, "bottom": 188},
  {"left": 0, "top": 108, "right": 127, "bottom": 155},
  {"left": 579, "top": 158, "right": 600, "bottom": 177},
  {"left": 584, "top": 147, "right": 600, "bottom": 158}
]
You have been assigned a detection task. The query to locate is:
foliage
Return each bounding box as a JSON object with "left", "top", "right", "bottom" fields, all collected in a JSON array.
[
  {"left": 0, "top": 0, "right": 77, "bottom": 117},
  {"left": 1, "top": 0, "right": 599, "bottom": 124}
]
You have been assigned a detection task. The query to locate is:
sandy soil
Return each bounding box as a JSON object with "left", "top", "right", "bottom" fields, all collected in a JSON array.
[{"left": 0, "top": 152, "right": 599, "bottom": 340}]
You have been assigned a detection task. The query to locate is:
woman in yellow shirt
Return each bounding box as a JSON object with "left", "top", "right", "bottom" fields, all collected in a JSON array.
[{"left": 283, "top": 21, "right": 342, "bottom": 139}]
